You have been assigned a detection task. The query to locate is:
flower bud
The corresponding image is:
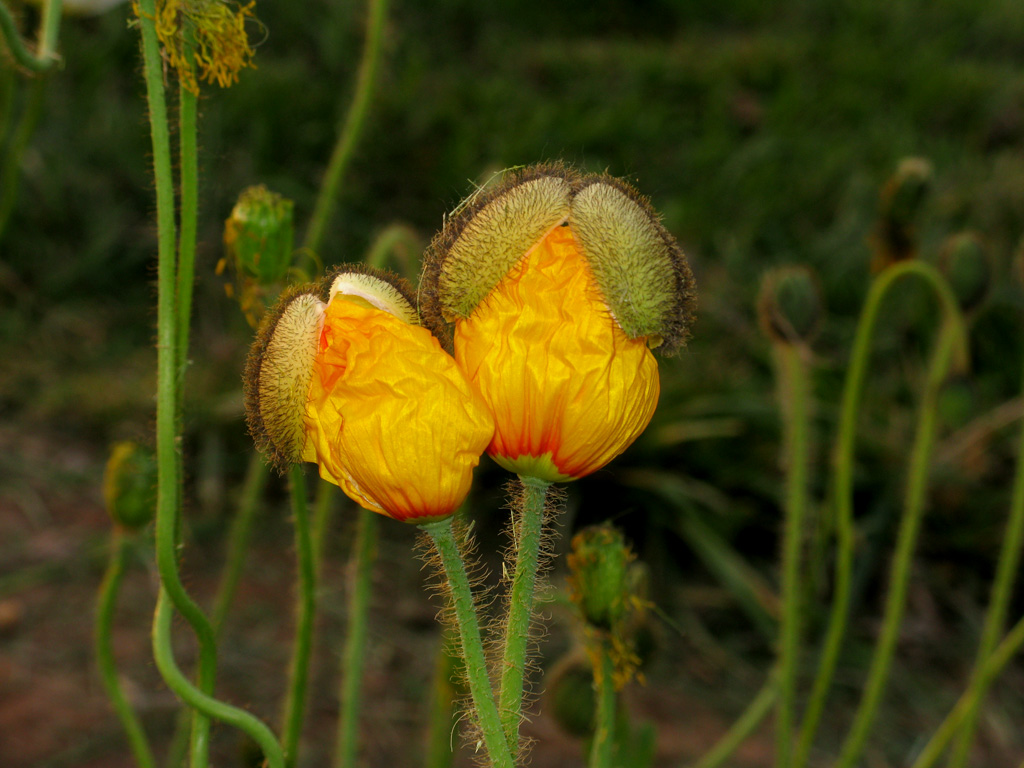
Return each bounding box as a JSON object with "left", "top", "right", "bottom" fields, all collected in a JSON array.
[
  {"left": 567, "top": 524, "right": 634, "bottom": 631},
  {"left": 224, "top": 185, "right": 296, "bottom": 286},
  {"left": 871, "top": 157, "right": 933, "bottom": 270},
  {"left": 245, "top": 266, "right": 494, "bottom": 523},
  {"left": 938, "top": 231, "right": 990, "bottom": 314},
  {"left": 102, "top": 442, "right": 157, "bottom": 530},
  {"left": 757, "top": 266, "right": 824, "bottom": 345},
  {"left": 421, "top": 164, "right": 696, "bottom": 482}
]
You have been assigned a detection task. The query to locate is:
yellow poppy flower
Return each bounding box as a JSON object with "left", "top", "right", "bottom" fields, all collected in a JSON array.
[
  {"left": 301, "top": 294, "right": 495, "bottom": 522},
  {"left": 454, "top": 224, "right": 659, "bottom": 482},
  {"left": 421, "top": 164, "right": 696, "bottom": 483}
]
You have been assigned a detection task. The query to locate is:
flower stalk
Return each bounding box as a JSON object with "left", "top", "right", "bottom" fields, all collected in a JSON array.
[
  {"left": 496, "top": 475, "right": 550, "bottom": 751},
  {"left": 421, "top": 518, "right": 514, "bottom": 768},
  {"left": 94, "top": 529, "right": 157, "bottom": 768}
]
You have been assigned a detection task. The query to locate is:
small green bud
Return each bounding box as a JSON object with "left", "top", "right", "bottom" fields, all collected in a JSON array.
[
  {"left": 103, "top": 442, "right": 157, "bottom": 530},
  {"left": 871, "top": 157, "right": 933, "bottom": 270},
  {"left": 567, "top": 524, "right": 634, "bottom": 631},
  {"left": 757, "top": 266, "right": 824, "bottom": 345},
  {"left": 223, "top": 185, "right": 296, "bottom": 285},
  {"left": 939, "top": 231, "right": 990, "bottom": 313}
]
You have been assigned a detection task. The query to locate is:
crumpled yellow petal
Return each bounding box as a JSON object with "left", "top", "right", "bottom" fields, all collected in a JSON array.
[
  {"left": 454, "top": 224, "right": 660, "bottom": 482},
  {"left": 301, "top": 298, "right": 494, "bottom": 522}
]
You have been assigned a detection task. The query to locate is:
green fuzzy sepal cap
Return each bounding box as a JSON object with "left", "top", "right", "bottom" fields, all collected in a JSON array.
[{"left": 420, "top": 162, "right": 696, "bottom": 354}]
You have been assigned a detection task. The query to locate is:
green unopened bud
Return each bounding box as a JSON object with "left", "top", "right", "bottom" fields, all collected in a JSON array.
[
  {"left": 103, "top": 442, "right": 157, "bottom": 530},
  {"left": 757, "top": 266, "right": 824, "bottom": 345},
  {"left": 871, "top": 157, "right": 933, "bottom": 270},
  {"left": 224, "top": 185, "right": 295, "bottom": 285},
  {"left": 244, "top": 287, "right": 326, "bottom": 469},
  {"left": 567, "top": 524, "right": 634, "bottom": 631},
  {"left": 939, "top": 231, "right": 990, "bottom": 313},
  {"left": 420, "top": 163, "right": 696, "bottom": 354}
]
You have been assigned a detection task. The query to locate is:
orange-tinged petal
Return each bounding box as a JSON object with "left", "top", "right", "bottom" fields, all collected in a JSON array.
[
  {"left": 302, "top": 298, "right": 494, "bottom": 522},
  {"left": 454, "top": 224, "right": 659, "bottom": 482}
]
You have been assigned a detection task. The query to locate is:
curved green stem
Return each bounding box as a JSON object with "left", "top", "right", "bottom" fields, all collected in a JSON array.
[
  {"left": 303, "top": 0, "right": 388, "bottom": 254},
  {"left": 136, "top": 4, "right": 219, "bottom": 765},
  {"left": 834, "top": 319, "right": 962, "bottom": 768},
  {"left": 909, "top": 613, "right": 1024, "bottom": 768},
  {"left": 588, "top": 643, "right": 616, "bottom": 768},
  {"left": 281, "top": 465, "right": 316, "bottom": 768},
  {"left": 947, "top": 360, "right": 1024, "bottom": 766},
  {"left": 333, "top": 507, "right": 379, "bottom": 768},
  {"left": 424, "top": 632, "right": 459, "bottom": 768},
  {"left": 153, "top": 587, "right": 284, "bottom": 768},
  {"left": 421, "top": 518, "right": 514, "bottom": 768},
  {"left": 773, "top": 344, "right": 811, "bottom": 768},
  {"left": 689, "top": 668, "right": 780, "bottom": 768},
  {"left": 95, "top": 529, "right": 157, "bottom": 768},
  {"left": 0, "top": 0, "right": 61, "bottom": 72},
  {"left": 795, "top": 261, "right": 968, "bottom": 767},
  {"left": 497, "top": 476, "right": 550, "bottom": 751}
]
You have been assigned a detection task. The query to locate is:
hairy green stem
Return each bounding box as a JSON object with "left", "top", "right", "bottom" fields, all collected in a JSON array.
[
  {"left": 588, "top": 644, "right": 616, "bottom": 768},
  {"left": 689, "top": 668, "right": 780, "bottom": 768},
  {"left": 95, "top": 530, "right": 157, "bottom": 768},
  {"left": 947, "top": 358, "right": 1024, "bottom": 767},
  {"left": 281, "top": 465, "right": 316, "bottom": 768},
  {"left": 795, "top": 261, "right": 967, "bottom": 767},
  {"left": 834, "top": 320, "right": 962, "bottom": 768},
  {"left": 909, "top": 613, "right": 1024, "bottom": 768},
  {"left": 773, "top": 344, "right": 811, "bottom": 768},
  {"left": 333, "top": 508, "right": 379, "bottom": 768},
  {"left": 497, "top": 476, "right": 550, "bottom": 751},
  {"left": 421, "top": 518, "right": 513, "bottom": 768},
  {"left": 136, "top": 4, "right": 220, "bottom": 765},
  {"left": 153, "top": 588, "right": 284, "bottom": 768},
  {"left": 303, "top": 0, "right": 388, "bottom": 254}
]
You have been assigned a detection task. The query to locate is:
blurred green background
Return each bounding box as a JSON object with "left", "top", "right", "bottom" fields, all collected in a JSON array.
[{"left": 2, "top": 0, "right": 1024, "bottom": 765}]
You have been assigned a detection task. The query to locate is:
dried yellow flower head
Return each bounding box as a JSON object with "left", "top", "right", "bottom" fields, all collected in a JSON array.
[{"left": 145, "top": 0, "right": 258, "bottom": 94}]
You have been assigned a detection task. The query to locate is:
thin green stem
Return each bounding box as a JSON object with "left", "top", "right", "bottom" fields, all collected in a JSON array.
[
  {"left": 421, "top": 518, "right": 514, "bottom": 768},
  {"left": 136, "top": 4, "right": 219, "bottom": 766},
  {"left": 165, "top": 455, "right": 272, "bottom": 768},
  {"left": 153, "top": 587, "right": 285, "bottom": 768},
  {"left": 333, "top": 507, "right": 379, "bottom": 768},
  {"left": 909, "top": 613, "right": 1024, "bottom": 768},
  {"left": 947, "top": 360, "right": 1024, "bottom": 767},
  {"left": 363, "top": 222, "right": 421, "bottom": 279},
  {"left": 303, "top": 0, "right": 388, "bottom": 254},
  {"left": 36, "top": 0, "right": 62, "bottom": 63},
  {"left": 773, "top": 344, "right": 811, "bottom": 768},
  {"left": 588, "top": 644, "right": 616, "bottom": 768},
  {"left": 497, "top": 476, "right": 550, "bottom": 751},
  {"left": 95, "top": 529, "right": 158, "bottom": 768},
  {"left": 176, "top": 60, "right": 199, "bottom": 391},
  {"left": 795, "top": 261, "right": 968, "bottom": 767},
  {"left": 0, "top": 77, "right": 44, "bottom": 241},
  {"left": 834, "top": 320, "right": 961, "bottom": 768},
  {"left": 689, "top": 668, "right": 780, "bottom": 768},
  {"left": 281, "top": 465, "right": 316, "bottom": 768},
  {"left": 312, "top": 480, "right": 339, "bottom": 573},
  {"left": 212, "top": 456, "right": 271, "bottom": 634},
  {"left": 424, "top": 633, "right": 459, "bottom": 768}
]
